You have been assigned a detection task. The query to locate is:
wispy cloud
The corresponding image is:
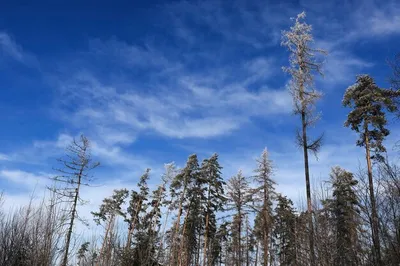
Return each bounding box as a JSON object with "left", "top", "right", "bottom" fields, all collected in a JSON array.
[
  {"left": 0, "top": 170, "right": 50, "bottom": 188},
  {"left": 0, "top": 153, "right": 10, "bottom": 161},
  {"left": 0, "top": 32, "right": 25, "bottom": 62},
  {"left": 0, "top": 32, "right": 37, "bottom": 66}
]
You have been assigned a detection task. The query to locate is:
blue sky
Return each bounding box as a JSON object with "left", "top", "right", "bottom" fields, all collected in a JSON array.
[{"left": 0, "top": 0, "right": 399, "bottom": 218}]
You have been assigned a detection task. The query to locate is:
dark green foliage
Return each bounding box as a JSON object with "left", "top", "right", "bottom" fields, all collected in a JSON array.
[
  {"left": 325, "top": 167, "right": 360, "bottom": 266},
  {"left": 343, "top": 74, "right": 398, "bottom": 161},
  {"left": 273, "top": 194, "right": 297, "bottom": 266}
]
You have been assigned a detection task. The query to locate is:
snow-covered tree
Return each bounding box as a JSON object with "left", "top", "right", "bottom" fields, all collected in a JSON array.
[{"left": 281, "top": 12, "right": 327, "bottom": 265}]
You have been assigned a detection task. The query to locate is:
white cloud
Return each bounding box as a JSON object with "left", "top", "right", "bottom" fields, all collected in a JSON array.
[
  {"left": 0, "top": 153, "right": 10, "bottom": 161},
  {"left": 0, "top": 32, "right": 25, "bottom": 62},
  {"left": 0, "top": 170, "right": 50, "bottom": 188},
  {"left": 0, "top": 32, "right": 38, "bottom": 66}
]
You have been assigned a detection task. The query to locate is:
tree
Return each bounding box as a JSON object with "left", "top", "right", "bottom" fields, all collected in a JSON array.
[
  {"left": 92, "top": 189, "right": 129, "bottom": 266},
  {"left": 388, "top": 53, "right": 400, "bottom": 91},
  {"left": 169, "top": 154, "right": 199, "bottom": 266},
  {"left": 49, "top": 135, "right": 100, "bottom": 266},
  {"left": 281, "top": 12, "right": 327, "bottom": 265},
  {"left": 252, "top": 148, "right": 275, "bottom": 266},
  {"left": 325, "top": 167, "right": 360, "bottom": 266},
  {"left": 273, "top": 195, "right": 297, "bottom": 266},
  {"left": 343, "top": 74, "right": 398, "bottom": 265},
  {"left": 125, "top": 169, "right": 151, "bottom": 250},
  {"left": 227, "top": 170, "right": 252, "bottom": 266},
  {"left": 201, "top": 153, "right": 226, "bottom": 266}
]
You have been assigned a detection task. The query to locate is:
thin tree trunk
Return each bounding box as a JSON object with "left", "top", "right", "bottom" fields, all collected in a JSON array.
[
  {"left": 170, "top": 186, "right": 187, "bottom": 266},
  {"left": 238, "top": 210, "right": 242, "bottom": 266},
  {"left": 203, "top": 187, "right": 211, "bottom": 266},
  {"left": 263, "top": 187, "right": 269, "bottom": 266},
  {"left": 61, "top": 166, "right": 83, "bottom": 266},
  {"left": 125, "top": 199, "right": 142, "bottom": 250},
  {"left": 255, "top": 242, "right": 258, "bottom": 266},
  {"left": 96, "top": 215, "right": 113, "bottom": 266},
  {"left": 301, "top": 110, "right": 316, "bottom": 266},
  {"left": 179, "top": 208, "right": 191, "bottom": 266},
  {"left": 364, "top": 128, "right": 382, "bottom": 266}
]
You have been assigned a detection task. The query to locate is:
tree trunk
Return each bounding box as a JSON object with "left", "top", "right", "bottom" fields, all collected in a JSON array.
[
  {"left": 364, "top": 128, "right": 382, "bottom": 266},
  {"left": 61, "top": 166, "right": 83, "bottom": 266},
  {"left": 179, "top": 208, "right": 191, "bottom": 266},
  {"left": 170, "top": 186, "right": 187, "bottom": 266},
  {"left": 255, "top": 242, "right": 258, "bottom": 266},
  {"left": 301, "top": 110, "right": 316, "bottom": 266},
  {"left": 125, "top": 199, "right": 142, "bottom": 250},
  {"left": 97, "top": 215, "right": 113, "bottom": 266},
  {"left": 263, "top": 188, "right": 269, "bottom": 266},
  {"left": 203, "top": 187, "right": 212, "bottom": 266}
]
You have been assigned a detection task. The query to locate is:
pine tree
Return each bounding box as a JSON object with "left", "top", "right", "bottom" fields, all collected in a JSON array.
[
  {"left": 281, "top": 12, "right": 327, "bottom": 265},
  {"left": 169, "top": 154, "right": 199, "bottom": 266},
  {"left": 179, "top": 156, "right": 205, "bottom": 266},
  {"left": 273, "top": 195, "right": 297, "bottom": 266},
  {"left": 343, "top": 74, "right": 398, "bottom": 265},
  {"left": 125, "top": 169, "right": 151, "bottom": 251},
  {"left": 92, "top": 189, "right": 129, "bottom": 266},
  {"left": 325, "top": 167, "right": 360, "bottom": 266},
  {"left": 49, "top": 135, "right": 100, "bottom": 266},
  {"left": 252, "top": 148, "right": 275, "bottom": 266},
  {"left": 227, "top": 170, "right": 252, "bottom": 266},
  {"left": 201, "top": 153, "right": 226, "bottom": 266}
]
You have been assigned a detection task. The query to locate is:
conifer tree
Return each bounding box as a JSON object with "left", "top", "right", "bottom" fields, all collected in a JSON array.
[
  {"left": 281, "top": 12, "right": 327, "bottom": 265},
  {"left": 49, "top": 135, "right": 100, "bottom": 266},
  {"left": 325, "top": 167, "right": 360, "bottom": 266},
  {"left": 169, "top": 154, "right": 199, "bottom": 266},
  {"left": 179, "top": 156, "right": 205, "bottom": 266},
  {"left": 252, "top": 148, "right": 275, "bottom": 266},
  {"left": 227, "top": 170, "right": 252, "bottom": 266},
  {"left": 273, "top": 195, "right": 297, "bottom": 266},
  {"left": 125, "top": 169, "right": 151, "bottom": 251},
  {"left": 201, "top": 153, "right": 226, "bottom": 266},
  {"left": 92, "top": 189, "right": 129, "bottom": 266},
  {"left": 343, "top": 74, "right": 398, "bottom": 265}
]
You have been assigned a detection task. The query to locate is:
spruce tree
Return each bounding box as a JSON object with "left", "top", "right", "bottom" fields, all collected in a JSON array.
[
  {"left": 343, "top": 74, "right": 398, "bottom": 265},
  {"left": 281, "top": 12, "right": 327, "bottom": 265},
  {"left": 273, "top": 195, "right": 297, "bottom": 266},
  {"left": 325, "top": 167, "right": 360, "bottom": 266},
  {"left": 252, "top": 148, "right": 275, "bottom": 266}
]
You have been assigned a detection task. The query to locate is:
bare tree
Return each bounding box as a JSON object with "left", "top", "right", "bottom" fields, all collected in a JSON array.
[
  {"left": 281, "top": 11, "right": 327, "bottom": 265},
  {"left": 49, "top": 135, "right": 99, "bottom": 266}
]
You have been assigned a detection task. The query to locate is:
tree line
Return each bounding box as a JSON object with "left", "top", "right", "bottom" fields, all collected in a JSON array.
[{"left": 0, "top": 11, "right": 399, "bottom": 266}]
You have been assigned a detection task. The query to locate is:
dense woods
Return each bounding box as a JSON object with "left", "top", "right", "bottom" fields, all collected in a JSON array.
[{"left": 1, "top": 12, "right": 399, "bottom": 266}]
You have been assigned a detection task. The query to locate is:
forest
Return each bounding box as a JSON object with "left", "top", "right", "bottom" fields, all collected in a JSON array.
[{"left": 0, "top": 11, "right": 399, "bottom": 266}]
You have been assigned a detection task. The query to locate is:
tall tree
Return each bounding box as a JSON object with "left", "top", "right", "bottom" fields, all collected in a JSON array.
[
  {"left": 326, "top": 167, "right": 360, "bottom": 266},
  {"left": 49, "top": 135, "right": 100, "bottom": 266},
  {"left": 227, "top": 170, "right": 252, "bottom": 266},
  {"left": 343, "top": 74, "right": 398, "bottom": 265},
  {"left": 201, "top": 153, "right": 226, "bottom": 266},
  {"left": 92, "top": 189, "right": 129, "bottom": 266},
  {"left": 273, "top": 194, "right": 297, "bottom": 266},
  {"left": 169, "top": 154, "right": 199, "bottom": 266},
  {"left": 281, "top": 12, "right": 327, "bottom": 265},
  {"left": 125, "top": 169, "right": 151, "bottom": 251},
  {"left": 252, "top": 148, "right": 275, "bottom": 266}
]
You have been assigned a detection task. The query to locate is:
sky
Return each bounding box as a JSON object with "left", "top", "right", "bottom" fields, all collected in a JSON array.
[{"left": 0, "top": 0, "right": 400, "bottom": 226}]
